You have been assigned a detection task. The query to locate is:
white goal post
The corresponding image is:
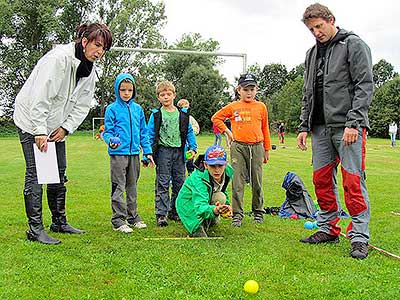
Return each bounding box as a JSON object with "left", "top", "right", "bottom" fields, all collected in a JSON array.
[
  {"left": 92, "top": 47, "right": 248, "bottom": 139},
  {"left": 111, "top": 47, "right": 247, "bottom": 73}
]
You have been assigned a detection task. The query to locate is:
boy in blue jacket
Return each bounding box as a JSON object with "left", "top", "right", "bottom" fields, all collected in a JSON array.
[
  {"left": 103, "top": 73, "right": 154, "bottom": 233},
  {"left": 147, "top": 81, "right": 197, "bottom": 227}
]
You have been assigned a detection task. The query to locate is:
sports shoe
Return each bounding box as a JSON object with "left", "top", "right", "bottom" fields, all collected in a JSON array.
[
  {"left": 167, "top": 211, "right": 181, "bottom": 222},
  {"left": 253, "top": 213, "right": 264, "bottom": 224},
  {"left": 300, "top": 231, "right": 339, "bottom": 244},
  {"left": 350, "top": 241, "right": 368, "bottom": 259},
  {"left": 231, "top": 215, "right": 243, "bottom": 227},
  {"left": 132, "top": 221, "right": 147, "bottom": 229},
  {"left": 113, "top": 224, "right": 133, "bottom": 233},
  {"left": 156, "top": 215, "right": 168, "bottom": 227},
  {"left": 190, "top": 225, "right": 208, "bottom": 238}
]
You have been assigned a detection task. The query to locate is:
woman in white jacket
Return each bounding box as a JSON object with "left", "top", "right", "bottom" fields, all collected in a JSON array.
[{"left": 13, "top": 23, "right": 112, "bottom": 244}]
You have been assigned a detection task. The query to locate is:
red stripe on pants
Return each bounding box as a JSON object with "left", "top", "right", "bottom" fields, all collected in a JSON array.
[
  {"left": 313, "top": 161, "right": 341, "bottom": 236},
  {"left": 362, "top": 128, "right": 366, "bottom": 171},
  {"left": 313, "top": 161, "right": 338, "bottom": 212},
  {"left": 341, "top": 167, "right": 367, "bottom": 216}
]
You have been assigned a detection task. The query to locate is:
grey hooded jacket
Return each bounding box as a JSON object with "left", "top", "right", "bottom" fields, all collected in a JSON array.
[{"left": 299, "top": 28, "right": 374, "bottom": 132}]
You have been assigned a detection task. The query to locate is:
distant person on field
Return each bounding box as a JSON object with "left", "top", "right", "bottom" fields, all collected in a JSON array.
[
  {"left": 177, "top": 98, "right": 199, "bottom": 175},
  {"left": 95, "top": 124, "right": 105, "bottom": 140},
  {"left": 176, "top": 145, "right": 233, "bottom": 237},
  {"left": 213, "top": 123, "right": 222, "bottom": 146},
  {"left": 297, "top": 3, "right": 373, "bottom": 259},
  {"left": 278, "top": 122, "right": 285, "bottom": 144},
  {"left": 212, "top": 73, "right": 271, "bottom": 227},
  {"left": 389, "top": 121, "right": 397, "bottom": 147},
  {"left": 13, "top": 22, "right": 112, "bottom": 245},
  {"left": 103, "top": 73, "right": 154, "bottom": 233},
  {"left": 147, "top": 81, "right": 197, "bottom": 227},
  {"left": 176, "top": 99, "right": 200, "bottom": 135}
]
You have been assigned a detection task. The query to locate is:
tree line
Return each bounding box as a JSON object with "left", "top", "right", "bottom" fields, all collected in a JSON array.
[{"left": 0, "top": 0, "right": 398, "bottom": 137}]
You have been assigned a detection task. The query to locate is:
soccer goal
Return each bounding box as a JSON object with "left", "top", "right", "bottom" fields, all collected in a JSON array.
[{"left": 92, "top": 47, "right": 248, "bottom": 139}]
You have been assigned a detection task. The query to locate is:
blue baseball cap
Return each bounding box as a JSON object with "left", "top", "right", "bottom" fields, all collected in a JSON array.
[{"left": 204, "top": 145, "right": 227, "bottom": 165}]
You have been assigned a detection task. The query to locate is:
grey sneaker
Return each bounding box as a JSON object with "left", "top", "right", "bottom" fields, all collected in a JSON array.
[
  {"left": 253, "top": 213, "right": 264, "bottom": 224},
  {"left": 113, "top": 224, "right": 133, "bottom": 233},
  {"left": 132, "top": 221, "right": 147, "bottom": 229},
  {"left": 350, "top": 241, "right": 368, "bottom": 259},
  {"left": 231, "top": 215, "right": 243, "bottom": 227},
  {"left": 300, "top": 231, "right": 339, "bottom": 244},
  {"left": 156, "top": 215, "right": 168, "bottom": 227}
]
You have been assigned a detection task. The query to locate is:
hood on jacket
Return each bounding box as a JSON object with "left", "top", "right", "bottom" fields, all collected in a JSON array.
[
  {"left": 318, "top": 28, "right": 356, "bottom": 47},
  {"left": 114, "top": 73, "right": 137, "bottom": 103}
]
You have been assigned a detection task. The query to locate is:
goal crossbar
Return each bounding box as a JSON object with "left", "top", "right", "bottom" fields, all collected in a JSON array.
[{"left": 111, "top": 47, "right": 247, "bottom": 73}]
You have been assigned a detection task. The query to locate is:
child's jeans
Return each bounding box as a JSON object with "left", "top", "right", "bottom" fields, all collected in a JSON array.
[
  {"left": 154, "top": 147, "right": 185, "bottom": 216},
  {"left": 214, "top": 133, "right": 222, "bottom": 146}
]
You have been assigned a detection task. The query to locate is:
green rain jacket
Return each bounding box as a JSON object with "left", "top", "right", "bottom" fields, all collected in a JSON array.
[{"left": 176, "top": 155, "right": 234, "bottom": 234}]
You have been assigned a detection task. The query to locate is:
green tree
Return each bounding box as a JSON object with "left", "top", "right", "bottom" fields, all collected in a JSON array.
[
  {"left": 178, "top": 64, "right": 229, "bottom": 131},
  {"left": 288, "top": 63, "right": 305, "bottom": 81},
  {"left": 373, "top": 59, "right": 397, "bottom": 87},
  {"left": 369, "top": 77, "right": 400, "bottom": 137},
  {"left": 259, "top": 63, "right": 288, "bottom": 99},
  {"left": 162, "top": 33, "right": 229, "bottom": 131},
  {"left": 92, "top": 0, "right": 167, "bottom": 120},
  {"left": 270, "top": 76, "right": 304, "bottom": 132},
  {"left": 0, "top": 0, "right": 91, "bottom": 117}
]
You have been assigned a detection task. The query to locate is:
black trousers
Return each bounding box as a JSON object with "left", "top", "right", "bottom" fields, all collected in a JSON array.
[{"left": 18, "top": 128, "right": 67, "bottom": 232}]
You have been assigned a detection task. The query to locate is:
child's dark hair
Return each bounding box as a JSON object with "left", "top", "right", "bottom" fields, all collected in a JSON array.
[
  {"left": 75, "top": 22, "right": 113, "bottom": 51},
  {"left": 302, "top": 3, "right": 335, "bottom": 23}
]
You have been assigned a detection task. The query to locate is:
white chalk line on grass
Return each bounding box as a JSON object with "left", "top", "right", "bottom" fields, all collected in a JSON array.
[{"left": 144, "top": 237, "right": 223, "bottom": 241}]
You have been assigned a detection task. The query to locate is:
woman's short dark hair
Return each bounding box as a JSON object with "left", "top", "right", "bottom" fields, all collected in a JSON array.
[
  {"left": 302, "top": 3, "right": 335, "bottom": 23},
  {"left": 76, "top": 22, "right": 113, "bottom": 51}
]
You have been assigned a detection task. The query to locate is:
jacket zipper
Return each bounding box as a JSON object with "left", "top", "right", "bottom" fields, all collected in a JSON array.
[{"left": 127, "top": 102, "right": 133, "bottom": 154}]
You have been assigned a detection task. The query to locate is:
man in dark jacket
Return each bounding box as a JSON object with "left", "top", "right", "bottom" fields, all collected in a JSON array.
[{"left": 297, "top": 3, "right": 373, "bottom": 259}]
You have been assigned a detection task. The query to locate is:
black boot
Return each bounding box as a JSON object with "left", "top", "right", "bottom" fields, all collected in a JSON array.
[
  {"left": 47, "top": 185, "right": 85, "bottom": 234},
  {"left": 24, "top": 194, "right": 61, "bottom": 245}
]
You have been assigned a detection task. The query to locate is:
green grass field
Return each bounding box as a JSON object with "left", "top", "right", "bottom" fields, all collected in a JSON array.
[{"left": 0, "top": 133, "right": 399, "bottom": 300}]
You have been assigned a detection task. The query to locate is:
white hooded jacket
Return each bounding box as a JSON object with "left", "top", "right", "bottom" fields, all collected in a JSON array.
[{"left": 13, "top": 42, "right": 97, "bottom": 136}]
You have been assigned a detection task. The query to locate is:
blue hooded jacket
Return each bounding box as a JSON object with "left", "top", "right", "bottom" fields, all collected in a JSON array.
[{"left": 103, "top": 73, "right": 152, "bottom": 156}]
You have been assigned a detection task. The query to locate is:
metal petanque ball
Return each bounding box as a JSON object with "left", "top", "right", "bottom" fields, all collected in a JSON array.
[
  {"left": 244, "top": 280, "right": 259, "bottom": 294},
  {"left": 211, "top": 192, "right": 226, "bottom": 205}
]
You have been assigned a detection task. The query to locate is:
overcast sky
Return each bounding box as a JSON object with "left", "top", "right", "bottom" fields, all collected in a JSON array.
[{"left": 157, "top": 0, "right": 399, "bottom": 84}]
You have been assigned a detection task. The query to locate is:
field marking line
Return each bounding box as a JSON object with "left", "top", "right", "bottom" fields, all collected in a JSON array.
[
  {"left": 391, "top": 211, "right": 400, "bottom": 216},
  {"left": 143, "top": 237, "right": 223, "bottom": 241}
]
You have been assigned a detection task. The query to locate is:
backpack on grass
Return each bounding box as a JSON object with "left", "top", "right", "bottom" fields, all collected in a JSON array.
[{"left": 279, "top": 172, "right": 318, "bottom": 219}]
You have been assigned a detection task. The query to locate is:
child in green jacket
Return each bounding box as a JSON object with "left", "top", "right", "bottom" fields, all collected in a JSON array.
[{"left": 176, "top": 145, "right": 233, "bottom": 237}]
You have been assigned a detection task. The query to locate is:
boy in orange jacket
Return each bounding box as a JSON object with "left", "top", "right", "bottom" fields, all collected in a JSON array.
[{"left": 211, "top": 73, "right": 271, "bottom": 227}]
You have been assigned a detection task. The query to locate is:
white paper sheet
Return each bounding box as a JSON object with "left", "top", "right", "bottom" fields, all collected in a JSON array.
[{"left": 33, "top": 142, "right": 60, "bottom": 184}]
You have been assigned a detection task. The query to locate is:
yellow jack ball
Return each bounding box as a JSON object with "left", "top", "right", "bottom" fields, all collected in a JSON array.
[{"left": 244, "top": 280, "right": 259, "bottom": 294}]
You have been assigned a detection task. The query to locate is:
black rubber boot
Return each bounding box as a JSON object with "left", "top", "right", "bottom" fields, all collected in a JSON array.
[
  {"left": 47, "top": 186, "right": 85, "bottom": 234},
  {"left": 24, "top": 194, "right": 61, "bottom": 245}
]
